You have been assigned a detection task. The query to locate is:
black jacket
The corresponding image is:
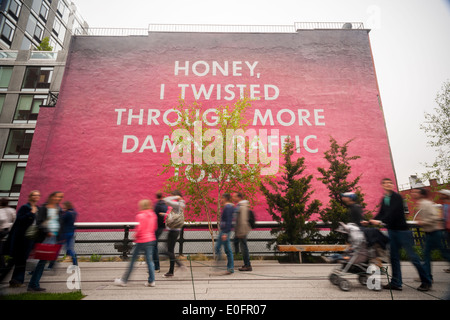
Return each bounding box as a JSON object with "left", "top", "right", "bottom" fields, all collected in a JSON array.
[
  {"left": 374, "top": 191, "right": 408, "bottom": 231},
  {"left": 154, "top": 200, "right": 168, "bottom": 229}
]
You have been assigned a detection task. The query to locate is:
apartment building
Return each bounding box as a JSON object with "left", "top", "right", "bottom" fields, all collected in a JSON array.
[{"left": 0, "top": 0, "right": 88, "bottom": 205}]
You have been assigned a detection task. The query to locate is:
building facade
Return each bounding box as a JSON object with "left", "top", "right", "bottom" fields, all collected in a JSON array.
[
  {"left": 0, "top": 0, "right": 88, "bottom": 206},
  {"left": 19, "top": 24, "right": 397, "bottom": 222}
]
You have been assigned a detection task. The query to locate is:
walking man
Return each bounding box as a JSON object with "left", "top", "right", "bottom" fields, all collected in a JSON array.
[
  {"left": 214, "top": 193, "right": 234, "bottom": 274},
  {"left": 232, "top": 192, "right": 252, "bottom": 272},
  {"left": 369, "top": 178, "right": 432, "bottom": 291}
]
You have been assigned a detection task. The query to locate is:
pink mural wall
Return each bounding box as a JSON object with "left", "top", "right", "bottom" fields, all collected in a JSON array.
[{"left": 20, "top": 31, "right": 396, "bottom": 222}]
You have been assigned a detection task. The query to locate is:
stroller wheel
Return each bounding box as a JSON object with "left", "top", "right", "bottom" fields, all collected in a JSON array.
[
  {"left": 329, "top": 273, "right": 340, "bottom": 285},
  {"left": 338, "top": 279, "right": 352, "bottom": 291},
  {"left": 358, "top": 274, "right": 368, "bottom": 286}
]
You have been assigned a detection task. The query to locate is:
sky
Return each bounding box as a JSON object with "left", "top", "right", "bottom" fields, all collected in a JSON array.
[{"left": 71, "top": 0, "right": 450, "bottom": 189}]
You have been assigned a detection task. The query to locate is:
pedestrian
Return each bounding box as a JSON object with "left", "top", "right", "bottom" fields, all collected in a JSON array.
[
  {"left": 48, "top": 201, "right": 78, "bottom": 268},
  {"left": 369, "top": 178, "right": 432, "bottom": 292},
  {"left": 114, "top": 199, "right": 158, "bottom": 287},
  {"left": 0, "top": 198, "right": 16, "bottom": 275},
  {"left": 27, "top": 191, "right": 64, "bottom": 292},
  {"left": 0, "top": 198, "right": 16, "bottom": 239},
  {"left": 341, "top": 192, "right": 364, "bottom": 226},
  {"left": 162, "top": 190, "right": 186, "bottom": 278},
  {"left": 232, "top": 192, "right": 252, "bottom": 272},
  {"left": 214, "top": 193, "right": 234, "bottom": 274},
  {"left": 411, "top": 188, "right": 450, "bottom": 280},
  {"left": 439, "top": 189, "right": 450, "bottom": 273},
  {"left": 0, "top": 190, "right": 40, "bottom": 287},
  {"left": 153, "top": 192, "right": 168, "bottom": 273}
]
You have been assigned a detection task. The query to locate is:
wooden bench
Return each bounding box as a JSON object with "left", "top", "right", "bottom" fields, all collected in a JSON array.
[{"left": 277, "top": 244, "right": 349, "bottom": 263}]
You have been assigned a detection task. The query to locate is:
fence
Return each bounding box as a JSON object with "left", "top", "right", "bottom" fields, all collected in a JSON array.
[
  {"left": 74, "top": 22, "right": 366, "bottom": 37},
  {"left": 72, "top": 221, "right": 427, "bottom": 259}
]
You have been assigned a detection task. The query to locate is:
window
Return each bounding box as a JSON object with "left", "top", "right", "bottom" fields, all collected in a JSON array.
[
  {"left": 0, "top": 66, "right": 13, "bottom": 90},
  {"left": 13, "top": 95, "right": 46, "bottom": 122},
  {"left": 4, "top": 129, "right": 34, "bottom": 159},
  {"left": 39, "top": 2, "right": 49, "bottom": 21},
  {"left": 52, "top": 17, "right": 66, "bottom": 43},
  {"left": 0, "top": 95, "right": 5, "bottom": 115},
  {"left": 57, "top": 1, "right": 69, "bottom": 24},
  {"left": 22, "top": 67, "right": 53, "bottom": 91},
  {"left": 0, "top": 0, "right": 22, "bottom": 21},
  {"left": 49, "top": 37, "right": 62, "bottom": 52},
  {"left": 20, "top": 35, "right": 32, "bottom": 50},
  {"left": 0, "top": 16, "right": 15, "bottom": 46},
  {"left": 0, "top": 162, "right": 26, "bottom": 194},
  {"left": 5, "top": 0, "right": 22, "bottom": 21},
  {"left": 25, "top": 14, "right": 44, "bottom": 42}
]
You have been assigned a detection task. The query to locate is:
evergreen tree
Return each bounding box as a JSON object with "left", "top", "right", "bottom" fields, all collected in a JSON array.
[
  {"left": 261, "top": 139, "right": 321, "bottom": 260},
  {"left": 317, "top": 137, "right": 369, "bottom": 243}
]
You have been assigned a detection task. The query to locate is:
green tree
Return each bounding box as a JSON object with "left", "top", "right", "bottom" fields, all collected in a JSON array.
[
  {"left": 161, "top": 97, "right": 268, "bottom": 252},
  {"left": 420, "top": 80, "right": 450, "bottom": 183},
  {"left": 317, "top": 137, "right": 370, "bottom": 243},
  {"left": 36, "top": 37, "right": 53, "bottom": 51},
  {"left": 260, "top": 139, "right": 321, "bottom": 260}
]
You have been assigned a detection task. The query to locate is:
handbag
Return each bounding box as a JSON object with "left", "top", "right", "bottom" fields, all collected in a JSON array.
[{"left": 30, "top": 243, "right": 62, "bottom": 261}]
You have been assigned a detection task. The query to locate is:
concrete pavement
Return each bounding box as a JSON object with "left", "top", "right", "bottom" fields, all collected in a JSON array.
[{"left": 1, "top": 259, "right": 449, "bottom": 301}]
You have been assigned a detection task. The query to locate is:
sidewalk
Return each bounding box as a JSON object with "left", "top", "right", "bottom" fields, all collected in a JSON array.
[{"left": 1, "top": 259, "right": 449, "bottom": 300}]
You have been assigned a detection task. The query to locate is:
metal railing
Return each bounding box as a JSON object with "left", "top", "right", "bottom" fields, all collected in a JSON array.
[
  {"left": 74, "top": 22, "right": 366, "bottom": 37},
  {"left": 72, "top": 220, "right": 427, "bottom": 259}
]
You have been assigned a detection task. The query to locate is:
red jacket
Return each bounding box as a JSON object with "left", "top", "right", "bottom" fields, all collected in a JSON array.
[{"left": 135, "top": 209, "right": 157, "bottom": 243}]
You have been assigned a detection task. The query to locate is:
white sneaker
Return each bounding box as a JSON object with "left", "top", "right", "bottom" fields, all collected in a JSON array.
[
  {"left": 145, "top": 282, "right": 156, "bottom": 287},
  {"left": 114, "top": 278, "right": 126, "bottom": 287}
]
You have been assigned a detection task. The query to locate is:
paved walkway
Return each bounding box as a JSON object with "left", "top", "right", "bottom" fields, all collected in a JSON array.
[{"left": 1, "top": 259, "right": 449, "bottom": 301}]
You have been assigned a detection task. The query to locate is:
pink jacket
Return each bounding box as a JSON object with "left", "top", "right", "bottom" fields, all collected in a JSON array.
[{"left": 134, "top": 209, "right": 157, "bottom": 243}]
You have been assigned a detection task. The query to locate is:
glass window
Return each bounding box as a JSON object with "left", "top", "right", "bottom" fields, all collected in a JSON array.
[
  {"left": 20, "top": 35, "right": 32, "bottom": 50},
  {"left": 31, "top": 0, "right": 43, "bottom": 15},
  {"left": 39, "top": 2, "right": 49, "bottom": 21},
  {"left": 0, "top": 66, "right": 13, "bottom": 89},
  {"left": 25, "top": 14, "right": 44, "bottom": 42},
  {"left": 52, "top": 17, "right": 66, "bottom": 43},
  {"left": 0, "top": 16, "right": 15, "bottom": 46},
  {"left": 0, "top": 95, "right": 5, "bottom": 115},
  {"left": 57, "top": 1, "right": 70, "bottom": 24},
  {"left": 4, "top": 129, "right": 34, "bottom": 158},
  {"left": 13, "top": 95, "right": 45, "bottom": 122},
  {"left": 49, "top": 37, "right": 62, "bottom": 52},
  {"left": 0, "top": 162, "right": 25, "bottom": 193},
  {"left": 0, "top": 0, "right": 22, "bottom": 21},
  {"left": 22, "top": 67, "right": 53, "bottom": 91},
  {"left": 6, "top": 0, "right": 22, "bottom": 21}
]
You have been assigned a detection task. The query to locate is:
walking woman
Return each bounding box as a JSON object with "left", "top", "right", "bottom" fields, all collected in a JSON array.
[
  {"left": 27, "top": 191, "right": 64, "bottom": 292},
  {"left": 162, "top": 190, "right": 186, "bottom": 278},
  {"left": 114, "top": 199, "right": 158, "bottom": 287},
  {"left": 0, "top": 190, "right": 40, "bottom": 287}
]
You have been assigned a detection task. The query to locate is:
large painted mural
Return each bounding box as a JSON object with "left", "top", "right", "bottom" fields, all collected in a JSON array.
[{"left": 20, "top": 30, "right": 395, "bottom": 222}]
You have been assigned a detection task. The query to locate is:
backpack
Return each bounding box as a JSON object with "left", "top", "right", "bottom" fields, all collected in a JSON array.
[{"left": 248, "top": 209, "right": 256, "bottom": 229}]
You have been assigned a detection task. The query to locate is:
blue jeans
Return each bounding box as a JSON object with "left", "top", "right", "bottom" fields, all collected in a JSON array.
[
  {"left": 123, "top": 241, "right": 156, "bottom": 283},
  {"left": 235, "top": 236, "right": 251, "bottom": 267},
  {"left": 48, "top": 233, "right": 78, "bottom": 268},
  {"left": 387, "top": 229, "right": 431, "bottom": 287},
  {"left": 423, "top": 230, "right": 450, "bottom": 280},
  {"left": 153, "top": 228, "right": 163, "bottom": 271},
  {"left": 215, "top": 231, "right": 234, "bottom": 272},
  {"left": 28, "top": 236, "right": 57, "bottom": 289}
]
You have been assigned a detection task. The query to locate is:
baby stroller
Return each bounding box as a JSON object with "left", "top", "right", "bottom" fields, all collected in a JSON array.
[{"left": 328, "top": 223, "right": 389, "bottom": 291}]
